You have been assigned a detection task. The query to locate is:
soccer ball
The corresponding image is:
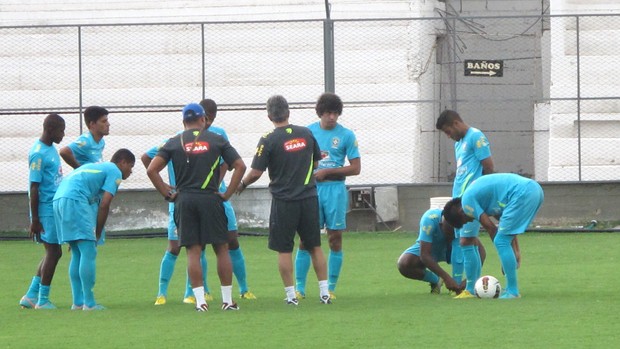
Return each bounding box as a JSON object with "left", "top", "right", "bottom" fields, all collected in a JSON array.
[{"left": 474, "top": 275, "right": 502, "bottom": 299}]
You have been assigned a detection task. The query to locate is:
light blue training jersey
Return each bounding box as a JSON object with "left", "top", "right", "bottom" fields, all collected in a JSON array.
[
  {"left": 406, "top": 208, "right": 450, "bottom": 262},
  {"left": 452, "top": 127, "right": 491, "bottom": 197},
  {"left": 53, "top": 162, "right": 122, "bottom": 203},
  {"left": 208, "top": 125, "right": 231, "bottom": 193},
  {"left": 461, "top": 173, "right": 533, "bottom": 221},
  {"left": 67, "top": 131, "right": 105, "bottom": 165},
  {"left": 146, "top": 135, "right": 179, "bottom": 213},
  {"left": 28, "top": 140, "right": 63, "bottom": 217},
  {"left": 307, "top": 122, "right": 360, "bottom": 180}
]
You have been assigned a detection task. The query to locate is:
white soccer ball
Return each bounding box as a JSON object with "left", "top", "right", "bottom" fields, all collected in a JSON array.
[{"left": 474, "top": 275, "right": 502, "bottom": 299}]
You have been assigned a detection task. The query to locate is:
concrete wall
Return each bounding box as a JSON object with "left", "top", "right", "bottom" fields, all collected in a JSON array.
[{"left": 2, "top": 182, "right": 619, "bottom": 234}]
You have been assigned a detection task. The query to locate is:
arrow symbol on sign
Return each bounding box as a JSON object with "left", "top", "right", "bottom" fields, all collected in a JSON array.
[{"left": 470, "top": 70, "right": 497, "bottom": 76}]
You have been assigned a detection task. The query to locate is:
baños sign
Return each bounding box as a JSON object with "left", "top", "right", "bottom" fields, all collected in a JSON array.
[{"left": 464, "top": 59, "right": 503, "bottom": 77}]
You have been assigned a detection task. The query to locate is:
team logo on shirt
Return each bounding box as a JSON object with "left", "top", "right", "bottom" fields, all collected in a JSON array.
[
  {"left": 256, "top": 144, "right": 264, "bottom": 157},
  {"left": 422, "top": 225, "right": 432, "bottom": 236},
  {"left": 284, "top": 138, "right": 307, "bottom": 152},
  {"left": 184, "top": 141, "right": 210, "bottom": 153},
  {"left": 476, "top": 136, "right": 488, "bottom": 148},
  {"left": 331, "top": 137, "right": 340, "bottom": 149}
]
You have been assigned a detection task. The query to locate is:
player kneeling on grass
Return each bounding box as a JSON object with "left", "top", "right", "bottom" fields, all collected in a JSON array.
[
  {"left": 53, "top": 148, "right": 135, "bottom": 310},
  {"left": 398, "top": 208, "right": 480, "bottom": 294},
  {"left": 442, "top": 173, "right": 544, "bottom": 299}
]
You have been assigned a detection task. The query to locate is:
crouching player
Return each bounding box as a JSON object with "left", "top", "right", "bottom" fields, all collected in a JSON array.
[{"left": 397, "top": 208, "right": 484, "bottom": 294}]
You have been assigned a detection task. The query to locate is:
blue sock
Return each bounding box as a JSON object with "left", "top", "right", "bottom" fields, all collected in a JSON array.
[
  {"left": 68, "top": 241, "right": 83, "bottom": 306},
  {"left": 450, "top": 241, "right": 464, "bottom": 284},
  {"left": 158, "top": 251, "right": 177, "bottom": 297},
  {"left": 229, "top": 248, "right": 248, "bottom": 294},
  {"left": 185, "top": 251, "right": 208, "bottom": 297},
  {"left": 422, "top": 270, "right": 440, "bottom": 284},
  {"left": 494, "top": 234, "right": 519, "bottom": 295},
  {"left": 201, "top": 251, "right": 209, "bottom": 293},
  {"left": 77, "top": 240, "right": 98, "bottom": 308},
  {"left": 25, "top": 275, "right": 41, "bottom": 299},
  {"left": 38, "top": 285, "right": 50, "bottom": 306},
  {"left": 462, "top": 245, "right": 480, "bottom": 294},
  {"left": 328, "top": 250, "right": 343, "bottom": 292},
  {"left": 294, "top": 249, "right": 311, "bottom": 295}
]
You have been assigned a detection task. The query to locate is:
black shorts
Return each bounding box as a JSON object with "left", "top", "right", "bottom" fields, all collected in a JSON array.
[
  {"left": 268, "top": 196, "right": 321, "bottom": 253},
  {"left": 174, "top": 191, "right": 228, "bottom": 247}
]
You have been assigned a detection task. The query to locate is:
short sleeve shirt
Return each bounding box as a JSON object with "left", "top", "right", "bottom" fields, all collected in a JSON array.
[
  {"left": 53, "top": 162, "right": 122, "bottom": 203},
  {"left": 67, "top": 131, "right": 105, "bottom": 165},
  {"left": 156, "top": 128, "right": 241, "bottom": 192},
  {"left": 29, "top": 140, "right": 63, "bottom": 216},
  {"left": 250, "top": 124, "right": 321, "bottom": 200}
]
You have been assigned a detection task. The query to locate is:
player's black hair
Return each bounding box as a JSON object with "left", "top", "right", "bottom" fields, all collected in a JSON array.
[
  {"left": 84, "top": 106, "right": 109, "bottom": 126},
  {"left": 111, "top": 148, "right": 135, "bottom": 164},
  {"left": 315, "top": 92, "right": 343, "bottom": 117},
  {"left": 199, "top": 98, "right": 218, "bottom": 119},
  {"left": 43, "top": 113, "right": 65, "bottom": 130},
  {"left": 267, "top": 95, "right": 289, "bottom": 123},
  {"left": 442, "top": 197, "right": 464, "bottom": 229},
  {"left": 436, "top": 110, "right": 462, "bottom": 130}
]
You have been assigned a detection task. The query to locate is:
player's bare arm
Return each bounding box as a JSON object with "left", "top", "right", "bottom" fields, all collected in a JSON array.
[
  {"left": 220, "top": 158, "right": 246, "bottom": 200},
  {"left": 237, "top": 168, "right": 263, "bottom": 195},
  {"left": 59, "top": 146, "right": 80, "bottom": 169},
  {"left": 140, "top": 153, "right": 152, "bottom": 169},
  {"left": 481, "top": 157, "right": 494, "bottom": 175},
  {"left": 315, "top": 157, "right": 361, "bottom": 181},
  {"left": 478, "top": 213, "right": 498, "bottom": 241},
  {"left": 419, "top": 241, "right": 460, "bottom": 292},
  {"left": 28, "top": 182, "right": 42, "bottom": 239},
  {"left": 96, "top": 192, "right": 114, "bottom": 241},
  {"left": 146, "top": 156, "right": 175, "bottom": 201}
]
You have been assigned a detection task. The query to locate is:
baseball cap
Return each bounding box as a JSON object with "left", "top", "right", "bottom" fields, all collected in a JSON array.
[{"left": 182, "top": 103, "right": 205, "bottom": 120}]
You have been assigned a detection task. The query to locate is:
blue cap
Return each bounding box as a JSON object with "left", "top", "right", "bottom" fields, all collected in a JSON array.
[{"left": 182, "top": 103, "right": 205, "bottom": 120}]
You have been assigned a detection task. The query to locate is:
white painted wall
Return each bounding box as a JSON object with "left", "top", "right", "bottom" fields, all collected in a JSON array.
[
  {"left": 0, "top": 1, "right": 446, "bottom": 192},
  {"left": 546, "top": 0, "right": 620, "bottom": 180}
]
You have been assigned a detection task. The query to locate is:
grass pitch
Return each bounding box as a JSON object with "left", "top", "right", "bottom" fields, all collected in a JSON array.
[{"left": 1, "top": 232, "right": 618, "bottom": 348}]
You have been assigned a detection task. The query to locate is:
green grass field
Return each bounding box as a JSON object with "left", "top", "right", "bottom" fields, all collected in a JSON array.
[{"left": 1, "top": 232, "right": 619, "bottom": 348}]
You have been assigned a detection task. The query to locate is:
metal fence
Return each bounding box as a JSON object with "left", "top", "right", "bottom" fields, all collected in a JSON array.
[{"left": 1, "top": 13, "right": 619, "bottom": 192}]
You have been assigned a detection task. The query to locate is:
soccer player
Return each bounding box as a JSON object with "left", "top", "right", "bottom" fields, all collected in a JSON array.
[
  {"left": 397, "top": 208, "right": 484, "bottom": 294},
  {"left": 442, "top": 173, "right": 545, "bottom": 299},
  {"left": 294, "top": 92, "right": 360, "bottom": 300},
  {"left": 19, "top": 114, "right": 66, "bottom": 309},
  {"left": 59, "top": 106, "right": 109, "bottom": 168},
  {"left": 53, "top": 148, "right": 135, "bottom": 310},
  {"left": 147, "top": 103, "right": 246, "bottom": 312},
  {"left": 436, "top": 110, "right": 493, "bottom": 299},
  {"left": 236, "top": 95, "right": 331, "bottom": 305},
  {"left": 200, "top": 98, "right": 256, "bottom": 300},
  {"left": 143, "top": 139, "right": 213, "bottom": 305}
]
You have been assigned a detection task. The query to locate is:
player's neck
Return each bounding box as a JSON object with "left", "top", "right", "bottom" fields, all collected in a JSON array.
[
  {"left": 39, "top": 135, "right": 53, "bottom": 146},
  {"left": 273, "top": 120, "right": 290, "bottom": 128},
  {"left": 90, "top": 130, "right": 104, "bottom": 143}
]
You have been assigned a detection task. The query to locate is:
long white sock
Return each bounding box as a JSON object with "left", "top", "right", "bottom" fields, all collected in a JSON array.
[
  {"left": 193, "top": 286, "right": 206, "bottom": 306},
  {"left": 285, "top": 286, "right": 296, "bottom": 300},
  {"left": 319, "top": 280, "right": 329, "bottom": 298},
  {"left": 221, "top": 285, "right": 233, "bottom": 304}
]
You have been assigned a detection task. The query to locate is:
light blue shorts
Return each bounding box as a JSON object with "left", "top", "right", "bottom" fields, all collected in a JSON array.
[
  {"left": 458, "top": 220, "right": 481, "bottom": 239},
  {"left": 54, "top": 198, "right": 97, "bottom": 243},
  {"left": 497, "top": 181, "right": 544, "bottom": 236},
  {"left": 37, "top": 215, "right": 59, "bottom": 244},
  {"left": 317, "top": 181, "right": 348, "bottom": 230}
]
